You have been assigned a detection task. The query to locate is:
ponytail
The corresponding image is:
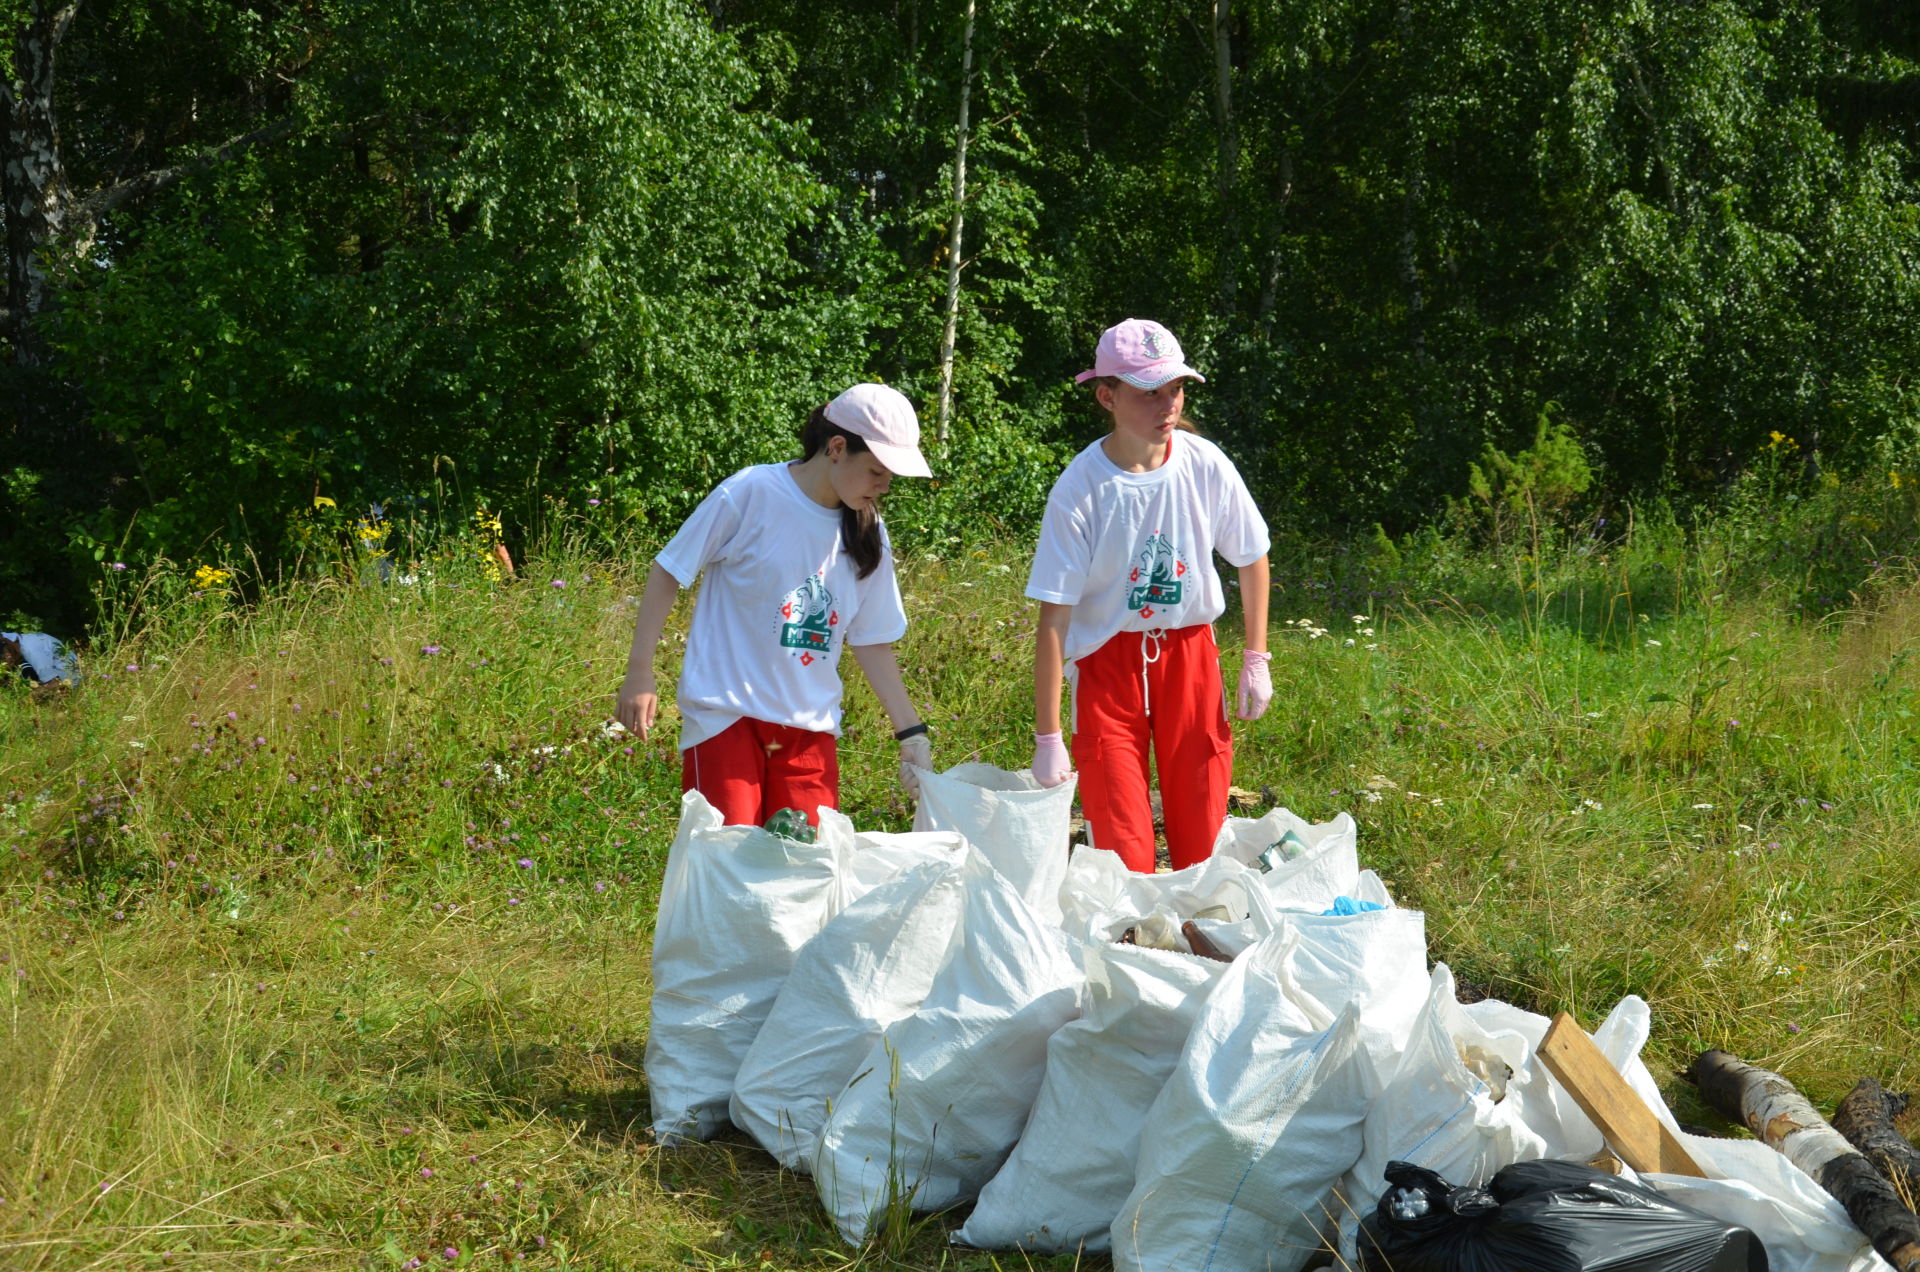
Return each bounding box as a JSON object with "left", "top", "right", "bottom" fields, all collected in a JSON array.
[{"left": 800, "top": 406, "right": 884, "bottom": 579}]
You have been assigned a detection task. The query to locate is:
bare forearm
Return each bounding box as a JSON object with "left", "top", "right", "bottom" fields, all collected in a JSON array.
[
  {"left": 1034, "top": 602, "right": 1071, "bottom": 734},
  {"left": 625, "top": 562, "right": 681, "bottom": 677},
  {"left": 1239, "top": 556, "right": 1269, "bottom": 653},
  {"left": 849, "top": 643, "right": 922, "bottom": 732}
]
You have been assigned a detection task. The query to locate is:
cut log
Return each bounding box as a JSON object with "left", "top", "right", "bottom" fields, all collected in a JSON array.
[
  {"left": 1835, "top": 1077, "right": 1920, "bottom": 1208},
  {"left": 1536, "top": 1013, "right": 1705, "bottom": 1176},
  {"left": 1688, "top": 1049, "right": 1920, "bottom": 1272}
]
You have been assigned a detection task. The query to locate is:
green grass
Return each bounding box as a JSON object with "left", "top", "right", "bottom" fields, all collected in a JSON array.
[{"left": 4, "top": 525, "right": 1919, "bottom": 1270}]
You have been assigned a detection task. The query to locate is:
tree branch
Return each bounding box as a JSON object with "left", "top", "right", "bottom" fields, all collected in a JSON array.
[{"left": 70, "top": 114, "right": 299, "bottom": 230}]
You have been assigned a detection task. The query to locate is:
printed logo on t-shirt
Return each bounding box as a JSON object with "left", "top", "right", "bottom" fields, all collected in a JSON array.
[
  {"left": 1127, "top": 532, "right": 1188, "bottom": 619},
  {"left": 779, "top": 573, "right": 838, "bottom": 666}
]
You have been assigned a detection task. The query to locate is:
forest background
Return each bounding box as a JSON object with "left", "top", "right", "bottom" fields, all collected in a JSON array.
[{"left": 7, "top": 0, "right": 1920, "bottom": 633}]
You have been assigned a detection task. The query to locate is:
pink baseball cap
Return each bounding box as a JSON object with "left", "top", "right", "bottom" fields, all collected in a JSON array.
[
  {"left": 823, "top": 383, "right": 933, "bottom": 478},
  {"left": 1074, "top": 318, "right": 1206, "bottom": 388}
]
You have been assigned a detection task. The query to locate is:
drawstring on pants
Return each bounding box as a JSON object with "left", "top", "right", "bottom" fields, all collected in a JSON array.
[{"left": 1140, "top": 627, "right": 1167, "bottom": 718}]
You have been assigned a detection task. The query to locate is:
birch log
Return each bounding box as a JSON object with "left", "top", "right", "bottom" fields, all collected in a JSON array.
[
  {"left": 1834, "top": 1077, "right": 1920, "bottom": 1207},
  {"left": 1688, "top": 1049, "right": 1920, "bottom": 1272}
]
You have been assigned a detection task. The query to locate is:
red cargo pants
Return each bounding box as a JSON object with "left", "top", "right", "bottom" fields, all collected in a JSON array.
[
  {"left": 682, "top": 716, "right": 840, "bottom": 827},
  {"left": 1071, "top": 623, "right": 1232, "bottom": 872}
]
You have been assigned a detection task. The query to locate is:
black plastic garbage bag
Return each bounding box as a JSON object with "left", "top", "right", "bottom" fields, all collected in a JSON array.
[{"left": 1357, "top": 1159, "right": 1767, "bottom": 1272}]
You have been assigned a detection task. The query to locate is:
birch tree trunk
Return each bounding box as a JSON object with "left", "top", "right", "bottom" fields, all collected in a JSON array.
[
  {"left": 2, "top": 0, "right": 77, "bottom": 369},
  {"left": 1210, "top": 0, "right": 1238, "bottom": 314},
  {"left": 932, "top": 0, "right": 974, "bottom": 447},
  {"left": 1689, "top": 1050, "right": 1920, "bottom": 1272}
]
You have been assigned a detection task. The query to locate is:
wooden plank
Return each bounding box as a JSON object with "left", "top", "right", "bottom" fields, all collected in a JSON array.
[{"left": 1536, "top": 1011, "right": 1708, "bottom": 1178}]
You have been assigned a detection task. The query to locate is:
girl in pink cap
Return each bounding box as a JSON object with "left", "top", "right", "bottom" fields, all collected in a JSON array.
[
  {"left": 615, "top": 383, "right": 936, "bottom": 827},
  {"left": 1027, "top": 319, "right": 1272, "bottom": 871}
]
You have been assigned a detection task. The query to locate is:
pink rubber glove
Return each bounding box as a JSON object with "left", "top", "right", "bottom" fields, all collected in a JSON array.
[
  {"left": 1031, "top": 730, "right": 1072, "bottom": 788},
  {"left": 1236, "top": 649, "right": 1273, "bottom": 720}
]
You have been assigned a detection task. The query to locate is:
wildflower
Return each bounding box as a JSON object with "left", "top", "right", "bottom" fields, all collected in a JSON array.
[
  {"left": 1818, "top": 801, "right": 1833, "bottom": 811},
  {"left": 549, "top": 579, "right": 566, "bottom": 589},
  {"left": 1646, "top": 639, "right": 1662, "bottom": 647},
  {"left": 1787, "top": 1021, "right": 1802, "bottom": 1034},
  {"left": 587, "top": 498, "right": 601, "bottom": 506},
  {"left": 1691, "top": 803, "right": 1714, "bottom": 810},
  {"left": 1580, "top": 798, "right": 1603, "bottom": 811},
  {"left": 1727, "top": 719, "right": 1740, "bottom": 729},
  {"left": 126, "top": 664, "right": 139, "bottom": 672},
  {"left": 443, "top": 1248, "right": 459, "bottom": 1262},
  {"left": 110, "top": 562, "right": 127, "bottom": 571},
  {"left": 421, "top": 645, "right": 442, "bottom": 656},
  {"left": 380, "top": 657, "right": 394, "bottom": 666},
  {"left": 226, "top": 711, "right": 237, "bottom": 721},
  {"left": 1362, "top": 790, "right": 1383, "bottom": 803},
  {"left": 1701, "top": 952, "right": 1722, "bottom": 969},
  {"left": 1351, "top": 615, "right": 1368, "bottom": 624},
  {"left": 516, "top": 858, "right": 534, "bottom": 869},
  {"left": 1343, "top": 638, "right": 1355, "bottom": 647},
  {"left": 420, "top": 1167, "right": 434, "bottom": 1180},
  {"left": 593, "top": 880, "right": 607, "bottom": 893},
  {"left": 192, "top": 564, "right": 232, "bottom": 590},
  {"left": 507, "top": 897, "right": 521, "bottom": 907}
]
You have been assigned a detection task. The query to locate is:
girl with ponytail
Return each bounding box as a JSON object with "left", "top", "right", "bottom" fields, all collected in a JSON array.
[{"left": 615, "top": 384, "right": 935, "bottom": 826}]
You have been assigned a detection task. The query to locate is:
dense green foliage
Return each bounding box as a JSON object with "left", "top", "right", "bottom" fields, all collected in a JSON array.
[{"left": 6, "top": 0, "right": 1920, "bottom": 630}]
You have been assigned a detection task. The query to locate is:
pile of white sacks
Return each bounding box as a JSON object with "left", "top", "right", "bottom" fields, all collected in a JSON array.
[{"left": 644, "top": 763, "right": 1891, "bottom": 1272}]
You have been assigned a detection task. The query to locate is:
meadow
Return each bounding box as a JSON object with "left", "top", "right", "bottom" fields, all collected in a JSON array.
[{"left": 4, "top": 501, "right": 1920, "bottom": 1270}]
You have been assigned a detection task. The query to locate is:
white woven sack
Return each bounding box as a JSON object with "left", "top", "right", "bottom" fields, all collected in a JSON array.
[
  {"left": 956, "top": 941, "right": 1227, "bottom": 1254},
  {"left": 1111, "top": 953, "right": 1374, "bottom": 1272},
  {"left": 1212, "top": 808, "right": 1360, "bottom": 913},
  {"left": 845, "top": 828, "right": 968, "bottom": 893},
  {"left": 730, "top": 857, "right": 971, "bottom": 1171},
  {"left": 645, "top": 790, "right": 854, "bottom": 1143},
  {"left": 1058, "top": 845, "right": 1265, "bottom": 944},
  {"left": 1337, "top": 962, "right": 1549, "bottom": 1254},
  {"left": 912, "top": 762, "right": 1075, "bottom": 924},
  {"left": 813, "top": 853, "right": 1084, "bottom": 1245},
  {"left": 1261, "top": 905, "right": 1429, "bottom": 1068}
]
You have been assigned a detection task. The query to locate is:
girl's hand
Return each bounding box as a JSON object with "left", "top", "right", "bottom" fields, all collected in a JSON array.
[
  {"left": 1031, "top": 730, "right": 1072, "bottom": 788},
  {"left": 898, "top": 734, "right": 933, "bottom": 796},
  {"left": 615, "top": 672, "right": 659, "bottom": 738},
  {"left": 1236, "top": 649, "right": 1273, "bottom": 721}
]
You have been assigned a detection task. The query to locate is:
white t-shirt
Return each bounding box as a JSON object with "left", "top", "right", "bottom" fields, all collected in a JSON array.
[
  {"left": 2, "top": 631, "right": 77, "bottom": 683},
  {"left": 1026, "top": 431, "right": 1270, "bottom": 663},
  {"left": 655, "top": 463, "right": 909, "bottom": 751}
]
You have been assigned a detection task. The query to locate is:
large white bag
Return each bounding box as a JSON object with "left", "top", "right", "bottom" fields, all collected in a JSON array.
[
  {"left": 729, "top": 858, "right": 970, "bottom": 1171},
  {"left": 1213, "top": 808, "right": 1361, "bottom": 913},
  {"left": 813, "top": 853, "right": 1084, "bottom": 1245},
  {"left": 1111, "top": 928, "right": 1376, "bottom": 1272},
  {"left": 913, "top": 762, "right": 1075, "bottom": 924},
  {"left": 1260, "top": 905, "right": 1429, "bottom": 1067},
  {"left": 1336, "top": 963, "right": 1550, "bottom": 1245},
  {"left": 644, "top": 791, "right": 855, "bottom": 1143},
  {"left": 956, "top": 941, "right": 1228, "bottom": 1253},
  {"left": 844, "top": 828, "right": 968, "bottom": 892},
  {"left": 1057, "top": 845, "right": 1266, "bottom": 945}
]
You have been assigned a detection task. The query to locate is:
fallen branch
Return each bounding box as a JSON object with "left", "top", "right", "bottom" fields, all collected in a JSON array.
[
  {"left": 1688, "top": 1049, "right": 1920, "bottom": 1272},
  {"left": 1834, "top": 1078, "right": 1920, "bottom": 1208}
]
